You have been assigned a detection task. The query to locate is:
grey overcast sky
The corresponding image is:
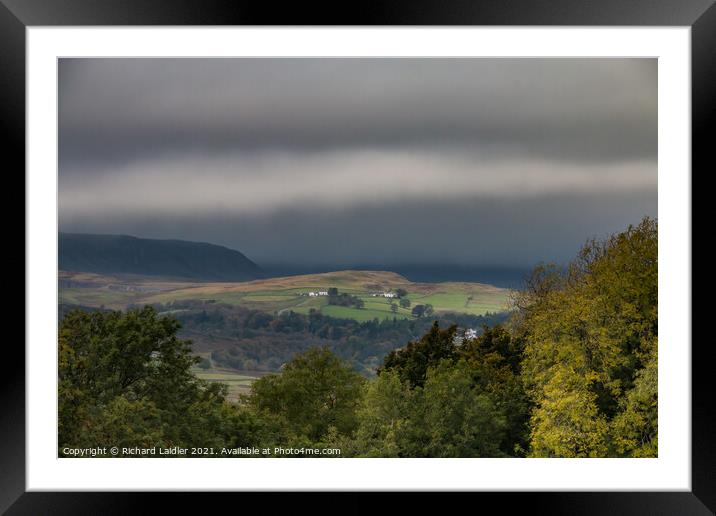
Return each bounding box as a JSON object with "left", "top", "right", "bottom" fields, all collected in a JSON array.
[{"left": 58, "top": 58, "right": 657, "bottom": 268}]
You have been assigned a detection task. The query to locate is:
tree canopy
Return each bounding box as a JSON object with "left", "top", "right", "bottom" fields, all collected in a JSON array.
[
  {"left": 515, "top": 217, "right": 658, "bottom": 457},
  {"left": 59, "top": 307, "right": 257, "bottom": 451},
  {"left": 246, "top": 347, "right": 365, "bottom": 443}
]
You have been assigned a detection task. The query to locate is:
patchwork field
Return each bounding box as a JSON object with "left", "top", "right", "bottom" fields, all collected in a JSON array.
[
  {"left": 191, "top": 367, "right": 260, "bottom": 402},
  {"left": 59, "top": 269, "right": 511, "bottom": 321}
]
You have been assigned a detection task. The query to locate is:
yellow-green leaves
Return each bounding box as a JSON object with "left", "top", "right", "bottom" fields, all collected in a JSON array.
[{"left": 518, "top": 217, "right": 657, "bottom": 457}]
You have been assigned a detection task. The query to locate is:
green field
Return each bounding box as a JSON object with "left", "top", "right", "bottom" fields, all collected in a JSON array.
[
  {"left": 59, "top": 269, "right": 511, "bottom": 322},
  {"left": 191, "top": 366, "right": 259, "bottom": 402},
  {"left": 59, "top": 287, "right": 140, "bottom": 307}
]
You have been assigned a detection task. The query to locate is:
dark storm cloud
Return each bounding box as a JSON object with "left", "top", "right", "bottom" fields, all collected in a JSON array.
[
  {"left": 59, "top": 58, "right": 657, "bottom": 173},
  {"left": 58, "top": 58, "right": 657, "bottom": 267},
  {"left": 59, "top": 192, "right": 657, "bottom": 268}
]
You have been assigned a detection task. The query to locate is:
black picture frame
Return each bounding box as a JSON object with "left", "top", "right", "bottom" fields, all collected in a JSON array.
[{"left": 3, "top": 0, "right": 711, "bottom": 513}]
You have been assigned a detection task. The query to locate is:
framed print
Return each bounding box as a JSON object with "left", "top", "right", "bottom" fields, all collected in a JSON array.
[{"left": 3, "top": 0, "right": 712, "bottom": 512}]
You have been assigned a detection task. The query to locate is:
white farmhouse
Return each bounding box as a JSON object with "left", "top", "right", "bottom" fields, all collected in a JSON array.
[
  {"left": 370, "top": 292, "right": 397, "bottom": 298},
  {"left": 465, "top": 328, "right": 478, "bottom": 340},
  {"left": 454, "top": 328, "right": 479, "bottom": 345}
]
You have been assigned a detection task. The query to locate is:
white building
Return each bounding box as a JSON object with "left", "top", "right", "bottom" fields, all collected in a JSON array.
[
  {"left": 371, "top": 292, "right": 398, "bottom": 298},
  {"left": 454, "top": 328, "right": 479, "bottom": 345}
]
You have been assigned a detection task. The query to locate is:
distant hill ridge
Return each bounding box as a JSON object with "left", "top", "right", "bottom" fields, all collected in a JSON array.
[{"left": 59, "top": 233, "right": 262, "bottom": 281}]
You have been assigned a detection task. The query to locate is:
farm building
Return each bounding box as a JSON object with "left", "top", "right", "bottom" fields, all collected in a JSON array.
[
  {"left": 453, "top": 328, "right": 479, "bottom": 344},
  {"left": 371, "top": 292, "right": 398, "bottom": 298},
  {"left": 465, "top": 328, "right": 478, "bottom": 340}
]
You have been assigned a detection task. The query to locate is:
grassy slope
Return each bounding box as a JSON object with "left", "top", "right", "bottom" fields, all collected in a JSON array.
[
  {"left": 191, "top": 367, "right": 258, "bottom": 402},
  {"left": 59, "top": 269, "right": 510, "bottom": 320}
]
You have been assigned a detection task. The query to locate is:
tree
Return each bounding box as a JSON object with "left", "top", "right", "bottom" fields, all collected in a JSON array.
[
  {"left": 347, "top": 370, "right": 412, "bottom": 457},
  {"left": 457, "top": 325, "right": 530, "bottom": 455},
  {"left": 352, "top": 360, "right": 510, "bottom": 458},
  {"left": 610, "top": 347, "right": 657, "bottom": 457},
  {"left": 409, "top": 359, "right": 508, "bottom": 457},
  {"left": 58, "top": 306, "right": 250, "bottom": 451},
  {"left": 395, "top": 288, "right": 408, "bottom": 298},
  {"left": 411, "top": 304, "right": 426, "bottom": 318},
  {"left": 528, "top": 364, "right": 610, "bottom": 457},
  {"left": 327, "top": 287, "right": 339, "bottom": 297},
  {"left": 516, "top": 217, "right": 658, "bottom": 457},
  {"left": 390, "top": 303, "right": 398, "bottom": 313},
  {"left": 399, "top": 298, "right": 411, "bottom": 309},
  {"left": 380, "top": 321, "right": 457, "bottom": 388},
  {"left": 247, "top": 347, "right": 365, "bottom": 442}
]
